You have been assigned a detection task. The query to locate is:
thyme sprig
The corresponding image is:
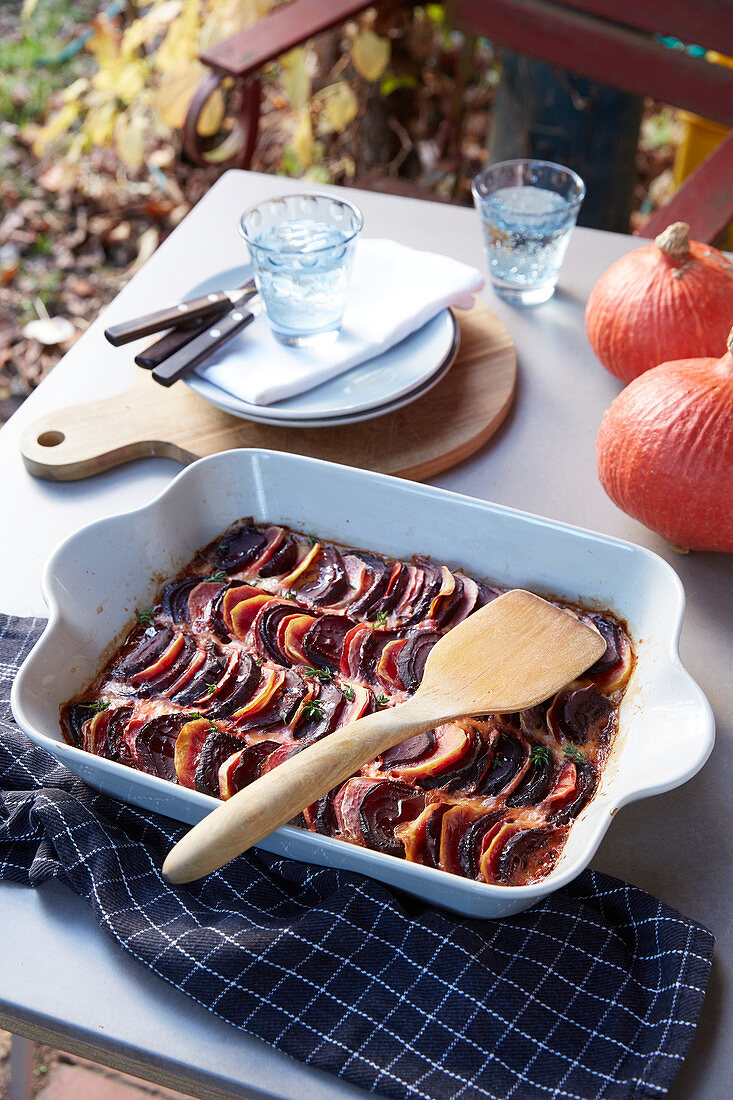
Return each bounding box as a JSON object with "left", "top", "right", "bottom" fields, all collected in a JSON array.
[
  {"left": 136, "top": 607, "right": 155, "bottom": 626},
  {"left": 563, "top": 742, "right": 585, "bottom": 763},
  {"left": 301, "top": 700, "right": 324, "bottom": 720},
  {"left": 204, "top": 570, "right": 228, "bottom": 583},
  {"left": 302, "top": 666, "right": 333, "bottom": 683},
  {"left": 530, "top": 744, "right": 551, "bottom": 766}
]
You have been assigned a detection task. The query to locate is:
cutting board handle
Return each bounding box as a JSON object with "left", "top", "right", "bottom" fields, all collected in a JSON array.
[{"left": 19, "top": 371, "right": 197, "bottom": 482}]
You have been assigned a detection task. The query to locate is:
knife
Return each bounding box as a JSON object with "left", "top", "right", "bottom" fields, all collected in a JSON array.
[
  {"left": 151, "top": 300, "right": 261, "bottom": 388},
  {"left": 104, "top": 279, "right": 257, "bottom": 347},
  {"left": 134, "top": 302, "right": 232, "bottom": 369}
]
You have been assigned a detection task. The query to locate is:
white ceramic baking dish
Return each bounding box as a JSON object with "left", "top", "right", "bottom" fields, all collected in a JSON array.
[{"left": 11, "top": 449, "right": 714, "bottom": 918}]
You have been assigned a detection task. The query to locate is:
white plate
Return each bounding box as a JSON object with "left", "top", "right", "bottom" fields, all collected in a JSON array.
[
  {"left": 183, "top": 265, "right": 459, "bottom": 423},
  {"left": 11, "top": 450, "right": 715, "bottom": 919},
  {"left": 191, "top": 321, "right": 460, "bottom": 427}
]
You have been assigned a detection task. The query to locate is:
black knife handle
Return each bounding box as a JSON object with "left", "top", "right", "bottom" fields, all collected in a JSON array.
[
  {"left": 105, "top": 292, "right": 235, "bottom": 346},
  {"left": 152, "top": 307, "right": 256, "bottom": 387},
  {"left": 134, "top": 303, "right": 231, "bottom": 368}
]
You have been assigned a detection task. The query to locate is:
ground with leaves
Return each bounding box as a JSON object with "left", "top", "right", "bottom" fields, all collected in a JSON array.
[{"left": 0, "top": 0, "right": 680, "bottom": 427}]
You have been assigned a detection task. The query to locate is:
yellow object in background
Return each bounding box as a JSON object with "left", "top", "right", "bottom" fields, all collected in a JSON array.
[{"left": 672, "top": 52, "right": 733, "bottom": 247}]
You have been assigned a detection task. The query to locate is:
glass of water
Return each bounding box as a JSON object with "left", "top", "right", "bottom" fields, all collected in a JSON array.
[
  {"left": 472, "top": 160, "right": 585, "bottom": 305},
  {"left": 239, "top": 193, "right": 363, "bottom": 346}
]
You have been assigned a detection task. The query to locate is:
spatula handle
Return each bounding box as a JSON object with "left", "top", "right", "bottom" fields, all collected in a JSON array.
[{"left": 162, "top": 696, "right": 436, "bottom": 884}]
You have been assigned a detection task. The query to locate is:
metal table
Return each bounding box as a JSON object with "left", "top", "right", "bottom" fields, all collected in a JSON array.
[{"left": 0, "top": 171, "right": 729, "bottom": 1100}]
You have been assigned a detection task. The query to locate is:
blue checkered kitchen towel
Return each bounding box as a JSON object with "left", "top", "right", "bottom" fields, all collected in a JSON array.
[{"left": 0, "top": 615, "right": 713, "bottom": 1100}]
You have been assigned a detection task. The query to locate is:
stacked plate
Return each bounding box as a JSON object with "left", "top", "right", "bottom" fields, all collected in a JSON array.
[{"left": 184, "top": 268, "right": 461, "bottom": 428}]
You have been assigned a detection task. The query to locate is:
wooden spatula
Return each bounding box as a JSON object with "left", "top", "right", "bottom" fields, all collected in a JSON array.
[{"left": 162, "top": 589, "right": 606, "bottom": 884}]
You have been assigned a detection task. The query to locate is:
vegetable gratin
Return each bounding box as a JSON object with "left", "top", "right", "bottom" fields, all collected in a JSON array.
[{"left": 61, "top": 520, "right": 634, "bottom": 888}]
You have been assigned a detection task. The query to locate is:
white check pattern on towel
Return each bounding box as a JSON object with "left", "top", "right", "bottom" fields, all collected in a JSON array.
[{"left": 195, "top": 238, "right": 484, "bottom": 406}]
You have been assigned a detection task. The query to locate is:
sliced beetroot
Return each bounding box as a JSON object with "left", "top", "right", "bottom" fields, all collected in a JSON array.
[
  {"left": 258, "top": 533, "right": 298, "bottom": 578},
  {"left": 443, "top": 575, "right": 479, "bottom": 628},
  {"left": 381, "top": 729, "right": 436, "bottom": 767},
  {"left": 209, "top": 582, "right": 239, "bottom": 641},
  {"left": 215, "top": 522, "right": 268, "bottom": 572},
  {"left": 401, "top": 561, "right": 444, "bottom": 626},
  {"left": 105, "top": 704, "right": 136, "bottom": 767},
  {"left": 293, "top": 682, "right": 345, "bottom": 744},
  {"left": 204, "top": 654, "right": 260, "bottom": 720},
  {"left": 296, "top": 545, "right": 349, "bottom": 606},
  {"left": 114, "top": 623, "right": 175, "bottom": 680},
  {"left": 424, "top": 803, "right": 449, "bottom": 868},
  {"left": 419, "top": 727, "right": 486, "bottom": 792},
  {"left": 160, "top": 577, "right": 200, "bottom": 623},
  {"left": 474, "top": 581, "right": 503, "bottom": 609},
  {"left": 133, "top": 713, "right": 190, "bottom": 781},
  {"left": 348, "top": 553, "right": 391, "bottom": 617},
  {"left": 505, "top": 746, "right": 555, "bottom": 807},
  {"left": 391, "top": 724, "right": 474, "bottom": 785},
  {"left": 432, "top": 575, "right": 464, "bottom": 628},
  {"left": 340, "top": 623, "right": 373, "bottom": 679},
  {"left": 248, "top": 526, "right": 287, "bottom": 575},
  {"left": 229, "top": 739, "right": 281, "bottom": 793},
  {"left": 520, "top": 701, "right": 551, "bottom": 740},
  {"left": 458, "top": 811, "right": 505, "bottom": 879},
  {"left": 550, "top": 759, "right": 598, "bottom": 824},
  {"left": 83, "top": 703, "right": 135, "bottom": 765},
  {"left": 303, "top": 785, "right": 341, "bottom": 835},
  {"left": 397, "top": 802, "right": 451, "bottom": 867},
  {"left": 171, "top": 644, "right": 228, "bottom": 706},
  {"left": 495, "top": 827, "right": 560, "bottom": 884},
  {"left": 174, "top": 718, "right": 214, "bottom": 789},
  {"left": 547, "top": 684, "right": 613, "bottom": 745},
  {"left": 135, "top": 635, "right": 197, "bottom": 698},
  {"left": 438, "top": 804, "right": 493, "bottom": 876},
  {"left": 356, "top": 628, "right": 400, "bottom": 683},
  {"left": 378, "top": 562, "right": 410, "bottom": 615},
  {"left": 194, "top": 730, "right": 245, "bottom": 796},
  {"left": 357, "top": 780, "right": 425, "bottom": 857},
  {"left": 475, "top": 731, "right": 527, "bottom": 797},
  {"left": 585, "top": 614, "right": 622, "bottom": 673},
  {"left": 236, "top": 669, "right": 306, "bottom": 731},
  {"left": 255, "top": 601, "right": 300, "bottom": 663},
  {"left": 396, "top": 629, "right": 442, "bottom": 692},
  {"left": 302, "top": 614, "right": 355, "bottom": 671},
  {"left": 61, "top": 702, "right": 89, "bottom": 749},
  {"left": 187, "top": 581, "right": 227, "bottom": 633}
]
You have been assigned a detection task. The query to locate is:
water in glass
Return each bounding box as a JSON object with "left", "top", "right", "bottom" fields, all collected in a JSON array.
[
  {"left": 251, "top": 218, "right": 353, "bottom": 344},
  {"left": 479, "top": 185, "right": 576, "bottom": 300}
]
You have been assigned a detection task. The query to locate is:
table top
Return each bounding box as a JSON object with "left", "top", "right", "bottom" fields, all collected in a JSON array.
[{"left": 0, "top": 169, "right": 730, "bottom": 1100}]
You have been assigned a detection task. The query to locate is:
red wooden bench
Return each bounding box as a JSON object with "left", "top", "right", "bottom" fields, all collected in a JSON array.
[{"left": 183, "top": 0, "right": 733, "bottom": 242}]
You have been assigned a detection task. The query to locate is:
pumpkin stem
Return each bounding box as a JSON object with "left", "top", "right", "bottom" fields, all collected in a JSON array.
[{"left": 655, "top": 222, "right": 690, "bottom": 258}]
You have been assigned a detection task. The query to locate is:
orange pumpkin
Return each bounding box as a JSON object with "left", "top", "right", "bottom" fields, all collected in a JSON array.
[
  {"left": 586, "top": 222, "right": 733, "bottom": 383},
  {"left": 596, "top": 329, "right": 733, "bottom": 552}
]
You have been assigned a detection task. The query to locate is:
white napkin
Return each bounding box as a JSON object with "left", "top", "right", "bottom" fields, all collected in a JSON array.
[{"left": 195, "top": 238, "right": 484, "bottom": 406}]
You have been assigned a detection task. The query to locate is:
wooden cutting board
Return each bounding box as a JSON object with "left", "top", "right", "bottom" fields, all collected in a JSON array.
[{"left": 20, "top": 300, "right": 516, "bottom": 483}]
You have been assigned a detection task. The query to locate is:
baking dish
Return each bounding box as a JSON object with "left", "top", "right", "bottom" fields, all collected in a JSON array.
[{"left": 11, "top": 449, "right": 714, "bottom": 918}]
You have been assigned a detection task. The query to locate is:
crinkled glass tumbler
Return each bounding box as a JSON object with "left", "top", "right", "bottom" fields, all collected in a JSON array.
[
  {"left": 472, "top": 160, "right": 585, "bottom": 305},
  {"left": 239, "top": 193, "right": 364, "bottom": 346}
]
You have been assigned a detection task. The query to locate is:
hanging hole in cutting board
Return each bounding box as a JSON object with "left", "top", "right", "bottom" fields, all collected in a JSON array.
[{"left": 37, "top": 431, "right": 65, "bottom": 447}]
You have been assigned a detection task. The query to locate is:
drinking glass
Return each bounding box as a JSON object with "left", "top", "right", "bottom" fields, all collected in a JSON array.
[
  {"left": 239, "top": 193, "right": 363, "bottom": 346},
  {"left": 472, "top": 160, "right": 585, "bottom": 305}
]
